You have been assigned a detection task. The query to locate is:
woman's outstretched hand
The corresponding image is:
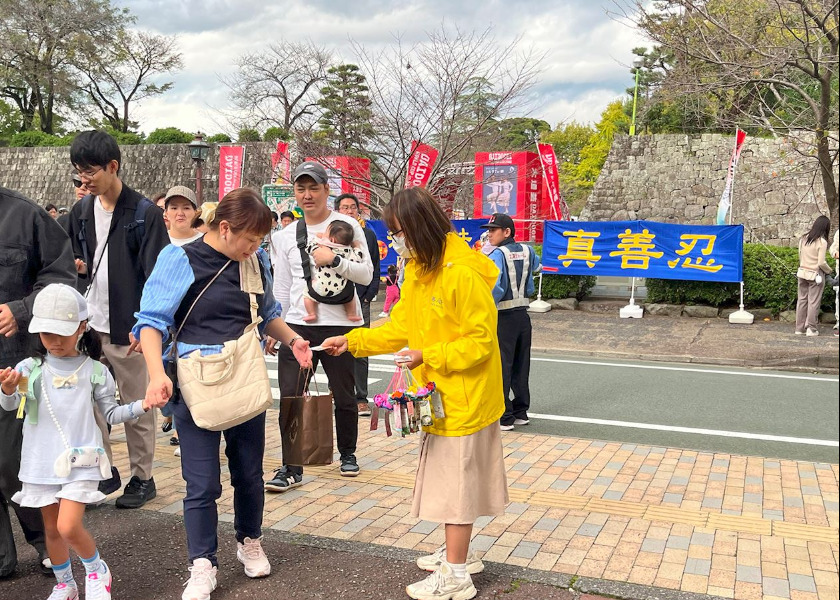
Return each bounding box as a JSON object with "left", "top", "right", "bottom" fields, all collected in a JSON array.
[
  {"left": 291, "top": 338, "right": 313, "bottom": 369},
  {"left": 394, "top": 349, "right": 423, "bottom": 370},
  {"left": 321, "top": 336, "right": 348, "bottom": 356}
]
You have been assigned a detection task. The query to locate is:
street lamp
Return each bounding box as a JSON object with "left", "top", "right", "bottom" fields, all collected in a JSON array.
[
  {"left": 188, "top": 132, "right": 211, "bottom": 204},
  {"left": 629, "top": 58, "right": 644, "bottom": 136}
]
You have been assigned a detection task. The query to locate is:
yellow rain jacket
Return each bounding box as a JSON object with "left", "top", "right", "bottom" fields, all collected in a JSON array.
[{"left": 346, "top": 233, "right": 505, "bottom": 437}]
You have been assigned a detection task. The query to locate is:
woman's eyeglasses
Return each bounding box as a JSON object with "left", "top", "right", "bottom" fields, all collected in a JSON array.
[{"left": 389, "top": 229, "right": 403, "bottom": 237}]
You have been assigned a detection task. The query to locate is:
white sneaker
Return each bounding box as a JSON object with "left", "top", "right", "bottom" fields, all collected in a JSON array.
[
  {"left": 182, "top": 558, "right": 217, "bottom": 600},
  {"left": 84, "top": 562, "right": 112, "bottom": 600},
  {"left": 499, "top": 424, "right": 514, "bottom": 431},
  {"left": 513, "top": 418, "right": 530, "bottom": 426},
  {"left": 237, "top": 536, "right": 271, "bottom": 578},
  {"left": 406, "top": 562, "right": 477, "bottom": 600},
  {"left": 806, "top": 328, "right": 819, "bottom": 337},
  {"left": 378, "top": 311, "right": 389, "bottom": 318},
  {"left": 174, "top": 446, "right": 181, "bottom": 457},
  {"left": 416, "top": 545, "right": 484, "bottom": 574},
  {"left": 46, "top": 583, "right": 79, "bottom": 600}
]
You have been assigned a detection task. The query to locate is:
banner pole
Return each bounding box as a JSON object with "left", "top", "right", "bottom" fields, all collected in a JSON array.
[
  {"left": 727, "top": 128, "right": 754, "bottom": 325},
  {"left": 620, "top": 277, "right": 644, "bottom": 319},
  {"left": 528, "top": 270, "right": 551, "bottom": 313}
]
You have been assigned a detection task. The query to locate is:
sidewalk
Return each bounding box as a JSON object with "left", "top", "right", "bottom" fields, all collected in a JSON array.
[
  {"left": 369, "top": 297, "right": 839, "bottom": 373},
  {"left": 101, "top": 413, "right": 838, "bottom": 600}
]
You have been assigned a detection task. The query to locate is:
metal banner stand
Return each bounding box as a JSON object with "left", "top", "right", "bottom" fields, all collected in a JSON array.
[
  {"left": 528, "top": 271, "right": 551, "bottom": 313},
  {"left": 619, "top": 277, "right": 644, "bottom": 318},
  {"left": 728, "top": 281, "right": 754, "bottom": 324}
]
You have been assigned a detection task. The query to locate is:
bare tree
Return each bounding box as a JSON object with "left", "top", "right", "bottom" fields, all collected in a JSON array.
[
  {"left": 619, "top": 0, "right": 839, "bottom": 229},
  {"left": 79, "top": 30, "right": 183, "bottom": 132},
  {"left": 345, "top": 25, "right": 545, "bottom": 208},
  {"left": 221, "top": 40, "right": 332, "bottom": 136}
]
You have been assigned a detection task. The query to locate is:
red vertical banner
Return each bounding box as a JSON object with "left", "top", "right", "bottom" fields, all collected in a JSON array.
[
  {"left": 537, "top": 143, "right": 568, "bottom": 220},
  {"left": 271, "top": 141, "right": 291, "bottom": 184},
  {"left": 404, "top": 141, "right": 439, "bottom": 188},
  {"left": 218, "top": 145, "right": 245, "bottom": 201},
  {"left": 344, "top": 157, "right": 372, "bottom": 215}
]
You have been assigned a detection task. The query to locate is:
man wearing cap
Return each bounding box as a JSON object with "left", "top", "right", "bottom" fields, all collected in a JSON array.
[
  {"left": 481, "top": 214, "right": 540, "bottom": 431},
  {"left": 0, "top": 187, "right": 77, "bottom": 578},
  {"left": 66, "top": 130, "right": 169, "bottom": 509},
  {"left": 265, "top": 162, "right": 373, "bottom": 491},
  {"left": 334, "top": 193, "right": 381, "bottom": 417},
  {"left": 164, "top": 186, "right": 203, "bottom": 247}
]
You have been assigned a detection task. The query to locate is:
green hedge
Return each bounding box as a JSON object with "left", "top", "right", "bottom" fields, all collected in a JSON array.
[
  {"left": 537, "top": 274, "right": 597, "bottom": 300},
  {"left": 645, "top": 243, "right": 836, "bottom": 314}
]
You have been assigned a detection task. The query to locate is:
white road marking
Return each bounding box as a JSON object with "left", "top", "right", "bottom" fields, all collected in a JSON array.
[
  {"left": 531, "top": 357, "right": 838, "bottom": 383},
  {"left": 528, "top": 413, "right": 839, "bottom": 447}
]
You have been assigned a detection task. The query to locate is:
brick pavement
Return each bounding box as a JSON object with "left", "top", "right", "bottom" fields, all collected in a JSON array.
[{"left": 107, "top": 415, "right": 839, "bottom": 600}]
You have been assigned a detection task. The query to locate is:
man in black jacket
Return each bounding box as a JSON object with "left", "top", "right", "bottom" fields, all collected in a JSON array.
[
  {"left": 67, "top": 131, "right": 169, "bottom": 509},
  {"left": 334, "top": 193, "right": 380, "bottom": 416},
  {"left": 0, "top": 187, "right": 77, "bottom": 578}
]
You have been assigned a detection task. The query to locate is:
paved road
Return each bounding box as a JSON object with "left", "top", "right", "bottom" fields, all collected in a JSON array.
[{"left": 267, "top": 353, "right": 839, "bottom": 464}]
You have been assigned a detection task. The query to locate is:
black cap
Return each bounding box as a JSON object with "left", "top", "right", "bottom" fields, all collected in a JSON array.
[
  {"left": 480, "top": 213, "right": 515, "bottom": 236},
  {"left": 292, "top": 161, "right": 328, "bottom": 185}
]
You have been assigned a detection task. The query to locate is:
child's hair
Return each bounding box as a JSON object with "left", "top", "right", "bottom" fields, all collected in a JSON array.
[
  {"left": 387, "top": 264, "right": 398, "bottom": 278},
  {"left": 34, "top": 325, "right": 102, "bottom": 363},
  {"left": 328, "top": 220, "right": 354, "bottom": 246}
]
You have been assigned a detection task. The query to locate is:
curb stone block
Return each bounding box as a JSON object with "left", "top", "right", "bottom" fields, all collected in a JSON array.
[
  {"left": 683, "top": 305, "right": 719, "bottom": 318},
  {"left": 549, "top": 298, "right": 579, "bottom": 310},
  {"left": 646, "top": 303, "right": 684, "bottom": 317}
]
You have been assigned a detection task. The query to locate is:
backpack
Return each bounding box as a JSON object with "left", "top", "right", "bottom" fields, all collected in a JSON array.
[
  {"left": 22, "top": 360, "right": 107, "bottom": 425},
  {"left": 76, "top": 193, "right": 154, "bottom": 271}
]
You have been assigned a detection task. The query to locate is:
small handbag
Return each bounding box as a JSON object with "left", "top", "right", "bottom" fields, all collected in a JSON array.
[
  {"left": 170, "top": 255, "right": 273, "bottom": 431},
  {"left": 280, "top": 368, "right": 334, "bottom": 466},
  {"left": 796, "top": 267, "right": 818, "bottom": 281}
]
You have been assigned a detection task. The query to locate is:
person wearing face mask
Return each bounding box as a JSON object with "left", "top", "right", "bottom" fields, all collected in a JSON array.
[{"left": 321, "top": 187, "right": 508, "bottom": 600}]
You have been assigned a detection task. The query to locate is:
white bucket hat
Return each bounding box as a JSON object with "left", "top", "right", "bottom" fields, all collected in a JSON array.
[{"left": 28, "top": 284, "right": 89, "bottom": 336}]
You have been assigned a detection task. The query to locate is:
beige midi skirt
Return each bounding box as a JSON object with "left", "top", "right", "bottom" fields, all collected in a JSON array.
[{"left": 411, "top": 421, "right": 509, "bottom": 524}]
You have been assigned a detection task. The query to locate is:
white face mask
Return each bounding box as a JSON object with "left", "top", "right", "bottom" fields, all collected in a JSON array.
[{"left": 391, "top": 233, "right": 413, "bottom": 259}]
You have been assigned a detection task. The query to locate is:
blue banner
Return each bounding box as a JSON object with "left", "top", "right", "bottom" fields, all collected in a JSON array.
[
  {"left": 367, "top": 219, "right": 488, "bottom": 278},
  {"left": 542, "top": 220, "right": 743, "bottom": 282}
]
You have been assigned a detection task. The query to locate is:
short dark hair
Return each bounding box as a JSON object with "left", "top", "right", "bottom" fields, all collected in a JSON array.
[
  {"left": 45, "top": 203, "right": 57, "bottom": 212},
  {"left": 70, "top": 130, "right": 121, "bottom": 172},
  {"left": 280, "top": 210, "right": 295, "bottom": 221},
  {"left": 334, "top": 193, "right": 360, "bottom": 211},
  {"left": 327, "top": 220, "right": 354, "bottom": 246},
  {"left": 270, "top": 211, "right": 278, "bottom": 221},
  {"left": 211, "top": 187, "right": 273, "bottom": 237}
]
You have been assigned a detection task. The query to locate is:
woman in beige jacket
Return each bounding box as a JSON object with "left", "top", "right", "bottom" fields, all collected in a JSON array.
[{"left": 795, "top": 215, "right": 832, "bottom": 336}]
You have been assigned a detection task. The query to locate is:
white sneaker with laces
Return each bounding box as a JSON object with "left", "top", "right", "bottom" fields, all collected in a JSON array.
[
  {"left": 416, "top": 545, "right": 484, "bottom": 574},
  {"left": 84, "top": 562, "right": 112, "bottom": 600},
  {"left": 182, "top": 558, "right": 217, "bottom": 600},
  {"left": 46, "top": 583, "right": 79, "bottom": 600},
  {"left": 406, "top": 562, "right": 477, "bottom": 600},
  {"left": 237, "top": 536, "right": 271, "bottom": 578},
  {"left": 513, "top": 418, "right": 530, "bottom": 426},
  {"left": 499, "top": 424, "right": 514, "bottom": 431},
  {"left": 806, "top": 328, "right": 819, "bottom": 337}
]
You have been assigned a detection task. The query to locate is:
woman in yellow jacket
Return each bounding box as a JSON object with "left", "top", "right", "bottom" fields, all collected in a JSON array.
[{"left": 323, "top": 187, "right": 508, "bottom": 600}]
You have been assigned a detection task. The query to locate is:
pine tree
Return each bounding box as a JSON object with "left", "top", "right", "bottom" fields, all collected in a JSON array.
[{"left": 316, "top": 64, "right": 374, "bottom": 153}]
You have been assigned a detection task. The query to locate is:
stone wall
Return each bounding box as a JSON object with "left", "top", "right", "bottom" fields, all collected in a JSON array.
[
  {"left": 580, "top": 134, "right": 829, "bottom": 246},
  {"left": 0, "top": 142, "right": 276, "bottom": 209}
]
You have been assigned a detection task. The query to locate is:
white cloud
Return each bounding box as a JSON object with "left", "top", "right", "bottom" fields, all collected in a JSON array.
[{"left": 118, "top": 0, "right": 648, "bottom": 135}]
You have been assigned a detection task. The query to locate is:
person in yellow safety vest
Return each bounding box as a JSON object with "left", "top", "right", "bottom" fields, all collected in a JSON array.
[{"left": 481, "top": 213, "right": 541, "bottom": 432}]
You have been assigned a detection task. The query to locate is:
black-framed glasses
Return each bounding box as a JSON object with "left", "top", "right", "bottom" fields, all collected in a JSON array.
[
  {"left": 75, "top": 166, "right": 103, "bottom": 180},
  {"left": 389, "top": 229, "right": 403, "bottom": 237},
  {"left": 72, "top": 178, "right": 83, "bottom": 188}
]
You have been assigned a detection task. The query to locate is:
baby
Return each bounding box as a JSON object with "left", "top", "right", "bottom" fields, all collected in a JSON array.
[{"left": 304, "top": 220, "right": 365, "bottom": 322}]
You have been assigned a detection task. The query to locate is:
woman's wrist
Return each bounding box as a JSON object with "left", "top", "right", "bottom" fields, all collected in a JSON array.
[{"left": 288, "top": 335, "right": 303, "bottom": 348}]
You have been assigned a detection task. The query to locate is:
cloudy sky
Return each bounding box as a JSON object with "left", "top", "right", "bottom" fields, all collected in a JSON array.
[{"left": 116, "top": 0, "right": 647, "bottom": 136}]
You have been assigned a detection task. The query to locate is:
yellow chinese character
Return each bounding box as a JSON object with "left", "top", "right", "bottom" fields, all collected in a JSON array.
[
  {"left": 557, "top": 230, "right": 602, "bottom": 268},
  {"left": 456, "top": 228, "right": 472, "bottom": 243},
  {"left": 609, "top": 229, "right": 663, "bottom": 269},
  {"left": 668, "top": 234, "right": 722, "bottom": 272}
]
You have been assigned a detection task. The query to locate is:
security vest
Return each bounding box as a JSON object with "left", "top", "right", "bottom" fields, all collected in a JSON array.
[{"left": 495, "top": 243, "right": 532, "bottom": 311}]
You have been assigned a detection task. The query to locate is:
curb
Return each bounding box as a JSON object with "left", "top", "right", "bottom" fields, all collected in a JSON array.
[{"left": 529, "top": 346, "right": 839, "bottom": 375}]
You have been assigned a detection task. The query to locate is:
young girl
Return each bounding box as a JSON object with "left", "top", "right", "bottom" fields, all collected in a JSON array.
[
  {"left": 0, "top": 284, "right": 155, "bottom": 600},
  {"left": 378, "top": 264, "right": 401, "bottom": 318}
]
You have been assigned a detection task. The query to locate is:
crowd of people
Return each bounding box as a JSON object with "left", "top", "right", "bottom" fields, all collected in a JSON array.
[{"left": 0, "top": 130, "right": 541, "bottom": 600}]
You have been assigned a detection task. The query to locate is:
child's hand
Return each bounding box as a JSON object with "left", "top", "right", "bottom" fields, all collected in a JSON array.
[{"left": 0, "top": 367, "right": 22, "bottom": 396}]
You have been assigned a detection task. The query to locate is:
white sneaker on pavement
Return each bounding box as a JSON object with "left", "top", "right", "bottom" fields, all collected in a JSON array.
[
  {"left": 513, "top": 418, "right": 530, "bottom": 426},
  {"left": 46, "top": 583, "right": 79, "bottom": 600},
  {"left": 182, "top": 558, "right": 217, "bottom": 600},
  {"left": 416, "top": 545, "right": 484, "bottom": 574},
  {"left": 237, "top": 536, "right": 271, "bottom": 578},
  {"left": 499, "top": 424, "right": 514, "bottom": 431},
  {"left": 84, "top": 562, "right": 112, "bottom": 600},
  {"left": 406, "top": 562, "right": 477, "bottom": 600}
]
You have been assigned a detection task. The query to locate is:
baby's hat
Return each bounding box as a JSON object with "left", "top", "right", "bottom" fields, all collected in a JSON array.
[{"left": 29, "top": 284, "right": 89, "bottom": 336}]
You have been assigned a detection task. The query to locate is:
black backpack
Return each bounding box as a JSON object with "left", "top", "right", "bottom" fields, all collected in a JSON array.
[{"left": 295, "top": 218, "right": 355, "bottom": 305}]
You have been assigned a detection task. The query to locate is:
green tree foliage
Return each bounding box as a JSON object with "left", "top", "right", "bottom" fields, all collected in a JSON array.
[
  {"left": 146, "top": 127, "right": 193, "bottom": 144},
  {"left": 316, "top": 64, "right": 373, "bottom": 153},
  {"left": 263, "top": 127, "right": 288, "bottom": 142},
  {"left": 573, "top": 101, "right": 630, "bottom": 189},
  {"left": 490, "top": 117, "right": 550, "bottom": 151},
  {"left": 9, "top": 130, "right": 66, "bottom": 146},
  {"left": 206, "top": 133, "right": 232, "bottom": 143},
  {"left": 454, "top": 77, "right": 501, "bottom": 134},
  {"left": 541, "top": 121, "right": 597, "bottom": 215},
  {"left": 237, "top": 128, "right": 261, "bottom": 142}
]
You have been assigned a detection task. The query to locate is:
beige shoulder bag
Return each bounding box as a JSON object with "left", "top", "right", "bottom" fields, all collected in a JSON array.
[{"left": 173, "top": 255, "right": 273, "bottom": 431}]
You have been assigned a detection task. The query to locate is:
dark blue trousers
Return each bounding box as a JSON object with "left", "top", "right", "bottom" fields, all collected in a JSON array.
[{"left": 172, "top": 394, "right": 265, "bottom": 565}]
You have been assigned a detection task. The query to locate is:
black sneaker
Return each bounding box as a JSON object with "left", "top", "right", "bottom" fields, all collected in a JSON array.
[
  {"left": 169, "top": 436, "right": 180, "bottom": 446},
  {"left": 37, "top": 549, "right": 53, "bottom": 576},
  {"left": 98, "top": 466, "right": 121, "bottom": 496},
  {"left": 115, "top": 476, "right": 156, "bottom": 509},
  {"left": 264, "top": 466, "right": 303, "bottom": 492},
  {"left": 340, "top": 454, "right": 360, "bottom": 477}
]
